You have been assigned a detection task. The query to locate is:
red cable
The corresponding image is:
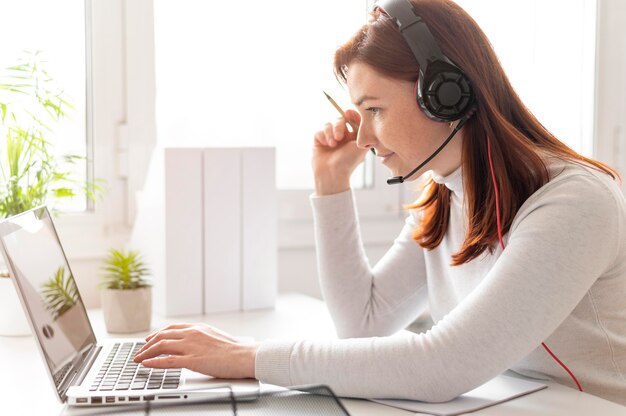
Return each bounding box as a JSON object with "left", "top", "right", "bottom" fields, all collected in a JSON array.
[
  {"left": 541, "top": 342, "right": 583, "bottom": 391},
  {"left": 486, "top": 135, "right": 505, "bottom": 251},
  {"left": 486, "top": 135, "right": 583, "bottom": 392}
]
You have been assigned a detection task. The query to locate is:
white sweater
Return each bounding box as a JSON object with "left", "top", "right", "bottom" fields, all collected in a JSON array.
[{"left": 255, "top": 160, "right": 626, "bottom": 405}]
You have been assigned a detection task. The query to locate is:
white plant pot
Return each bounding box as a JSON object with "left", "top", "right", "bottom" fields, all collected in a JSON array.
[
  {"left": 101, "top": 287, "right": 152, "bottom": 334},
  {"left": 0, "top": 277, "right": 32, "bottom": 337}
]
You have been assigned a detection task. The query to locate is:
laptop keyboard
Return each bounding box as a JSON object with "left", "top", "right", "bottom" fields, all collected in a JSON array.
[{"left": 90, "top": 342, "right": 182, "bottom": 392}]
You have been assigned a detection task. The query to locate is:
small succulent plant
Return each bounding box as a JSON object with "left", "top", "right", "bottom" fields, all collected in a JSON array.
[{"left": 100, "top": 249, "right": 151, "bottom": 290}]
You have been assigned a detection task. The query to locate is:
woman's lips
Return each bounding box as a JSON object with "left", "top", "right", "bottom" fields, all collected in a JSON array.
[{"left": 378, "top": 152, "right": 395, "bottom": 163}]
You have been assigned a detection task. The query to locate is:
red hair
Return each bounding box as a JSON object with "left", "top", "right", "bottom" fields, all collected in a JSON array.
[{"left": 334, "top": 0, "right": 619, "bottom": 265}]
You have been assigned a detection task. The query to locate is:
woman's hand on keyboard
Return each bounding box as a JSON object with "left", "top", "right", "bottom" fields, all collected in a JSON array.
[{"left": 132, "top": 323, "right": 260, "bottom": 379}]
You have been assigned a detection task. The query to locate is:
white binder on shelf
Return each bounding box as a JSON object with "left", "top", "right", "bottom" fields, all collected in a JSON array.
[
  {"left": 241, "top": 148, "right": 277, "bottom": 311},
  {"left": 203, "top": 149, "right": 242, "bottom": 314},
  {"left": 164, "top": 148, "right": 205, "bottom": 316}
]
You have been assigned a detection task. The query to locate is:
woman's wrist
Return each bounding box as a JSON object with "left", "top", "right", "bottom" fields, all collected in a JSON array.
[
  {"left": 314, "top": 172, "right": 351, "bottom": 196},
  {"left": 243, "top": 342, "right": 261, "bottom": 379},
  {"left": 315, "top": 184, "right": 351, "bottom": 196}
]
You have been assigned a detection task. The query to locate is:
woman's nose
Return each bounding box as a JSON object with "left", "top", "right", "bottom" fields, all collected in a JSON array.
[{"left": 356, "top": 123, "right": 376, "bottom": 151}]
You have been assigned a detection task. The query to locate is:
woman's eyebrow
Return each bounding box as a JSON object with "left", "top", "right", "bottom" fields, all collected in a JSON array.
[{"left": 353, "top": 95, "right": 380, "bottom": 107}]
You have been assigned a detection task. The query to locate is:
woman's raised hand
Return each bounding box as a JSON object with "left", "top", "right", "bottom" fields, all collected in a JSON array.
[{"left": 312, "top": 109, "right": 368, "bottom": 196}]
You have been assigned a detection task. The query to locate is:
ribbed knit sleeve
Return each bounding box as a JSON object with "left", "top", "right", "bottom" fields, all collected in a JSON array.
[{"left": 255, "top": 339, "right": 295, "bottom": 387}]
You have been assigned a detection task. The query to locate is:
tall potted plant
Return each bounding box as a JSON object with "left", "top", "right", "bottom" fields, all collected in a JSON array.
[
  {"left": 100, "top": 249, "right": 152, "bottom": 333},
  {"left": 0, "top": 51, "right": 101, "bottom": 336}
]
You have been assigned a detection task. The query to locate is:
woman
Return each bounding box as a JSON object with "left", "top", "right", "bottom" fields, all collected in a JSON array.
[{"left": 134, "top": 0, "right": 626, "bottom": 404}]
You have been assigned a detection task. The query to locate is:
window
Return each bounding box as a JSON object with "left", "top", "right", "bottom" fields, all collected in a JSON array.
[
  {"left": 153, "top": 0, "right": 402, "bottom": 228},
  {"left": 0, "top": 0, "right": 89, "bottom": 212},
  {"left": 455, "top": 0, "right": 597, "bottom": 156},
  {"left": 4, "top": 0, "right": 135, "bottom": 265},
  {"left": 153, "top": 0, "right": 374, "bottom": 190}
]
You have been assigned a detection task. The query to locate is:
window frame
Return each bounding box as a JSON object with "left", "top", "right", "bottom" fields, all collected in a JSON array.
[
  {"left": 55, "top": 0, "right": 138, "bottom": 260},
  {"left": 594, "top": 0, "right": 626, "bottom": 194}
]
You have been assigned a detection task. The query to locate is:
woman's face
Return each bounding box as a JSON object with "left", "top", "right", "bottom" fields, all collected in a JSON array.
[{"left": 346, "top": 61, "right": 464, "bottom": 179}]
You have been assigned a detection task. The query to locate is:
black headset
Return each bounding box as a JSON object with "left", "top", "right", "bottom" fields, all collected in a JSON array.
[{"left": 373, "top": 0, "right": 474, "bottom": 123}]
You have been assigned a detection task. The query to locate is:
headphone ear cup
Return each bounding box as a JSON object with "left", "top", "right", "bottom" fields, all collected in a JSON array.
[{"left": 417, "top": 61, "right": 474, "bottom": 122}]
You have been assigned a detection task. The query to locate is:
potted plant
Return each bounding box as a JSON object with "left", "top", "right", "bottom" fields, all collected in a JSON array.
[
  {"left": 0, "top": 51, "right": 102, "bottom": 336},
  {"left": 99, "top": 248, "right": 152, "bottom": 333},
  {"left": 41, "top": 265, "right": 91, "bottom": 349}
]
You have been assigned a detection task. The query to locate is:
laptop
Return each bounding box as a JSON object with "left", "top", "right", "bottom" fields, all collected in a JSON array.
[{"left": 0, "top": 206, "right": 260, "bottom": 406}]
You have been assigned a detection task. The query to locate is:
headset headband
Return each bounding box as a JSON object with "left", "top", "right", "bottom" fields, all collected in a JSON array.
[{"left": 374, "top": 0, "right": 447, "bottom": 73}]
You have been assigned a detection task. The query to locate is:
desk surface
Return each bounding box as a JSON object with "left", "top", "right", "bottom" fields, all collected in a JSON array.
[{"left": 1, "top": 293, "right": 625, "bottom": 416}]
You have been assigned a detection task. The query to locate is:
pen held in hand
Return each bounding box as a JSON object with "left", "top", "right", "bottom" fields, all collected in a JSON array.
[{"left": 322, "top": 91, "right": 376, "bottom": 155}]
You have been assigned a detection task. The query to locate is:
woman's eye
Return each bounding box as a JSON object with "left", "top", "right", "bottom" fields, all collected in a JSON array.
[{"left": 366, "top": 107, "right": 381, "bottom": 115}]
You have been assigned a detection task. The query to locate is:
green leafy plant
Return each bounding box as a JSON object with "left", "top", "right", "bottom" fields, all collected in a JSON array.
[
  {"left": 41, "top": 265, "right": 78, "bottom": 320},
  {"left": 0, "top": 50, "right": 103, "bottom": 219},
  {"left": 100, "top": 249, "right": 151, "bottom": 290}
]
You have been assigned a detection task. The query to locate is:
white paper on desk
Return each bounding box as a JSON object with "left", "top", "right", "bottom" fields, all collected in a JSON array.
[{"left": 371, "top": 375, "right": 547, "bottom": 416}]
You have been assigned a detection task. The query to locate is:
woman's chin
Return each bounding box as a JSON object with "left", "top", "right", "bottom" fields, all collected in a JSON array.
[{"left": 383, "top": 166, "right": 400, "bottom": 178}]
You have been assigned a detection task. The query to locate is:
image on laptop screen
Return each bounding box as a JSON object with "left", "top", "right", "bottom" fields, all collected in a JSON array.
[{"left": 0, "top": 207, "right": 96, "bottom": 390}]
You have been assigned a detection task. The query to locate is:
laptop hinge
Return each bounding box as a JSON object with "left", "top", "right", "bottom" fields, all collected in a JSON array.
[
  {"left": 59, "top": 344, "right": 101, "bottom": 400},
  {"left": 74, "top": 345, "right": 102, "bottom": 386}
]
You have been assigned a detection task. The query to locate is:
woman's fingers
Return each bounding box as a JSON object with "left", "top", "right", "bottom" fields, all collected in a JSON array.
[
  {"left": 134, "top": 339, "right": 185, "bottom": 363},
  {"left": 344, "top": 108, "right": 361, "bottom": 126},
  {"left": 315, "top": 118, "right": 353, "bottom": 149},
  {"left": 323, "top": 122, "right": 336, "bottom": 147},
  {"left": 314, "top": 130, "right": 326, "bottom": 147},
  {"left": 129, "top": 322, "right": 257, "bottom": 378},
  {"left": 139, "top": 324, "right": 238, "bottom": 360},
  {"left": 200, "top": 325, "right": 239, "bottom": 343},
  {"left": 141, "top": 354, "right": 184, "bottom": 369},
  {"left": 333, "top": 119, "right": 347, "bottom": 142},
  {"left": 145, "top": 323, "right": 194, "bottom": 342},
  {"left": 136, "top": 329, "right": 186, "bottom": 357}
]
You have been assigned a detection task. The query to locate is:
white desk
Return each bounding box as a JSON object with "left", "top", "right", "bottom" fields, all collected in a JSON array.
[{"left": 1, "top": 293, "right": 625, "bottom": 415}]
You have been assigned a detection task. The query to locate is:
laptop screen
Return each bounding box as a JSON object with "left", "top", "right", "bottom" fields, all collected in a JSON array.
[{"left": 0, "top": 207, "right": 96, "bottom": 395}]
